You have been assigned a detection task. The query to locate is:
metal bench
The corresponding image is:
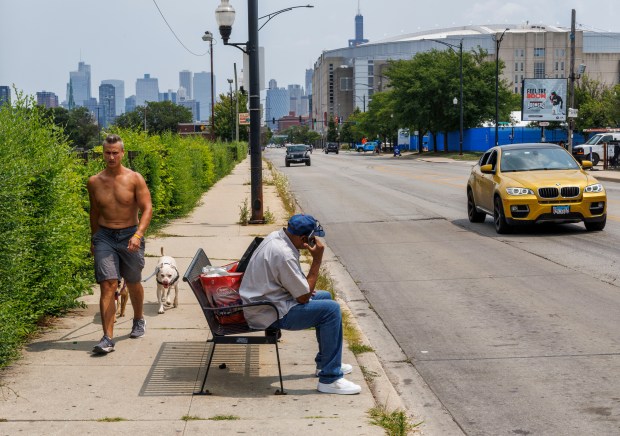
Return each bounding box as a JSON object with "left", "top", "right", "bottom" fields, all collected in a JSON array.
[{"left": 182, "top": 247, "right": 285, "bottom": 395}]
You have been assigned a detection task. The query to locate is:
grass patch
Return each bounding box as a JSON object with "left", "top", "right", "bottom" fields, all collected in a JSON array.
[
  {"left": 97, "top": 417, "right": 127, "bottom": 422},
  {"left": 181, "top": 415, "right": 204, "bottom": 421},
  {"left": 238, "top": 197, "right": 250, "bottom": 225},
  {"left": 263, "top": 207, "right": 275, "bottom": 224},
  {"left": 208, "top": 415, "right": 240, "bottom": 421},
  {"left": 360, "top": 365, "right": 379, "bottom": 383},
  {"left": 369, "top": 406, "right": 422, "bottom": 435},
  {"left": 265, "top": 159, "right": 297, "bottom": 217}
]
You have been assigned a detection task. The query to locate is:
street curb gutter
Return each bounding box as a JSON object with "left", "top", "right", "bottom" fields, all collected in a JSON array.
[{"left": 321, "top": 245, "right": 465, "bottom": 436}]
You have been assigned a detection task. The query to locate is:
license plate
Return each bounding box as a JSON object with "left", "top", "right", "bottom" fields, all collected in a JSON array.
[{"left": 553, "top": 205, "right": 570, "bottom": 215}]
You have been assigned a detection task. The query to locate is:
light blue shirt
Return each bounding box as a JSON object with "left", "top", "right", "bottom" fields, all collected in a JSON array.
[{"left": 239, "top": 229, "right": 309, "bottom": 329}]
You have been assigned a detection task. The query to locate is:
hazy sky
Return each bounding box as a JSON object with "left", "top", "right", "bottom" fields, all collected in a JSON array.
[{"left": 1, "top": 0, "right": 619, "bottom": 104}]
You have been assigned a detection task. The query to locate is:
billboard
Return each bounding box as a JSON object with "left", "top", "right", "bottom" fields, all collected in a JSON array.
[{"left": 521, "top": 78, "right": 568, "bottom": 122}]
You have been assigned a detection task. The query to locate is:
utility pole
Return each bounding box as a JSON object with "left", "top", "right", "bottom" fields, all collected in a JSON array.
[
  {"left": 568, "top": 9, "right": 576, "bottom": 153},
  {"left": 234, "top": 63, "right": 239, "bottom": 142}
]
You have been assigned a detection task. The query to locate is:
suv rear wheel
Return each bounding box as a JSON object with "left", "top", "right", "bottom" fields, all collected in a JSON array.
[{"left": 467, "top": 189, "right": 486, "bottom": 223}]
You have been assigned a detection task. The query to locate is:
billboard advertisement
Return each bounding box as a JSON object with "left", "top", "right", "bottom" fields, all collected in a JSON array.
[{"left": 521, "top": 78, "right": 568, "bottom": 122}]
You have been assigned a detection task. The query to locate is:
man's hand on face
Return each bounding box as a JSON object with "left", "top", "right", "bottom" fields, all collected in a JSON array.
[{"left": 304, "top": 236, "right": 324, "bottom": 259}]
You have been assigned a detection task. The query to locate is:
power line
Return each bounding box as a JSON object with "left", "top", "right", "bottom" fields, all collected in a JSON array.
[{"left": 151, "top": 0, "right": 208, "bottom": 57}]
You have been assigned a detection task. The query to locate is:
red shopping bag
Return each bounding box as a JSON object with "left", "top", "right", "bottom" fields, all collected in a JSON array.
[{"left": 199, "top": 264, "right": 246, "bottom": 324}]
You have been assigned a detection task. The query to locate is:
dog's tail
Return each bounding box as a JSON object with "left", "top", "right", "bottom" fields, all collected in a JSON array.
[{"left": 161, "top": 246, "right": 165, "bottom": 256}]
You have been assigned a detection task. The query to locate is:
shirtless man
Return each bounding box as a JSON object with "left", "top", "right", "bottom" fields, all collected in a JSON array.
[{"left": 87, "top": 134, "right": 153, "bottom": 354}]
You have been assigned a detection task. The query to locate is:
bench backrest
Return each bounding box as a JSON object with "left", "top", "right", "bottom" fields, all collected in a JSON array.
[{"left": 183, "top": 248, "right": 255, "bottom": 336}]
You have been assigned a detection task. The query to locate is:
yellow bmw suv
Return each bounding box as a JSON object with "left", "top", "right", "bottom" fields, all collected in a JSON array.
[{"left": 467, "top": 143, "right": 606, "bottom": 233}]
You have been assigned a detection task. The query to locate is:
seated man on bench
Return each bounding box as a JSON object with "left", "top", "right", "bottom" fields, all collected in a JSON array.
[{"left": 239, "top": 214, "right": 361, "bottom": 395}]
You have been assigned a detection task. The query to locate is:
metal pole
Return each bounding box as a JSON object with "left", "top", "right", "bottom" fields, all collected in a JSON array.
[
  {"left": 209, "top": 39, "right": 215, "bottom": 139},
  {"left": 229, "top": 81, "right": 234, "bottom": 140},
  {"left": 568, "top": 9, "right": 576, "bottom": 153},
  {"left": 459, "top": 39, "right": 464, "bottom": 155},
  {"left": 234, "top": 63, "right": 239, "bottom": 142},
  {"left": 248, "top": 0, "right": 263, "bottom": 223},
  {"left": 494, "top": 30, "right": 507, "bottom": 146}
]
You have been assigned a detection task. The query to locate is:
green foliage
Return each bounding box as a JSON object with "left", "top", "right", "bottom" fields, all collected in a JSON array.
[
  {"left": 0, "top": 93, "right": 93, "bottom": 365},
  {"left": 0, "top": 98, "right": 247, "bottom": 368},
  {"left": 281, "top": 125, "right": 321, "bottom": 144},
  {"left": 114, "top": 101, "right": 193, "bottom": 135},
  {"left": 43, "top": 106, "right": 100, "bottom": 149},
  {"left": 327, "top": 118, "right": 339, "bottom": 142},
  {"left": 384, "top": 47, "right": 514, "bottom": 146},
  {"left": 574, "top": 77, "right": 620, "bottom": 131},
  {"left": 369, "top": 406, "right": 421, "bottom": 435},
  {"left": 213, "top": 91, "right": 249, "bottom": 142}
]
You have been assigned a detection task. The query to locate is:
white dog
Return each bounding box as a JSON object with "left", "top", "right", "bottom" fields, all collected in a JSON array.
[{"left": 155, "top": 247, "right": 180, "bottom": 314}]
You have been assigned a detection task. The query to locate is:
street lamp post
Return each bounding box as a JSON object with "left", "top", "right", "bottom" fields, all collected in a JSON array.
[
  {"left": 202, "top": 31, "right": 216, "bottom": 139},
  {"left": 494, "top": 29, "right": 508, "bottom": 146},
  {"left": 215, "top": 0, "right": 313, "bottom": 223},
  {"left": 424, "top": 38, "right": 463, "bottom": 155},
  {"left": 227, "top": 78, "right": 234, "bottom": 141}
]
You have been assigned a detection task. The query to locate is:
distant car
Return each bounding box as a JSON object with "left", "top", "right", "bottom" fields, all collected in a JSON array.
[
  {"left": 306, "top": 144, "right": 313, "bottom": 154},
  {"left": 467, "top": 143, "right": 606, "bottom": 233},
  {"left": 354, "top": 141, "right": 377, "bottom": 152},
  {"left": 572, "top": 133, "right": 620, "bottom": 166},
  {"left": 285, "top": 144, "right": 311, "bottom": 167},
  {"left": 325, "top": 142, "right": 340, "bottom": 154}
]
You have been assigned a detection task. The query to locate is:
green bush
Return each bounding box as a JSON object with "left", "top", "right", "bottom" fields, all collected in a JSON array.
[
  {"left": 0, "top": 97, "right": 247, "bottom": 368},
  {"left": 0, "top": 95, "right": 92, "bottom": 365}
]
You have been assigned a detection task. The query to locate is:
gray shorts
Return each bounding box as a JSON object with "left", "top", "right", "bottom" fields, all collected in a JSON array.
[{"left": 93, "top": 225, "right": 145, "bottom": 284}]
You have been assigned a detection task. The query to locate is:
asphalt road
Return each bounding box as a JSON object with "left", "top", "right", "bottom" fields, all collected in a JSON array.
[{"left": 266, "top": 147, "right": 620, "bottom": 435}]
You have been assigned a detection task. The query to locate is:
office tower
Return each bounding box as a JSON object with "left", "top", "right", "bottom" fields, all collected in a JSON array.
[
  {"left": 305, "top": 69, "right": 313, "bottom": 96},
  {"left": 0, "top": 86, "right": 12, "bottom": 106},
  {"left": 67, "top": 61, "right": 92, "bottom": 107},
  {"left": 36, "top": 91, "right": 59, "bottom": 108},
  {"left": 125, "top": 95, "right": 136, "bottom": 113},
  {"left": 265, "top": 80, "right": 289, "bottom": 131},
  {"left": 99, "top": 84, "right": 116, "bottom": 127},
  {"left": 193, "top": 71, "right": 214, "bottom": 123},
  {"left": 101, "top": 80, "right": 125, "bottom": 116},
  {"left": 179, "top": 70, "right": 193, "bottom": 100},
  {"left": 136, "top": 74, "right": 159, "bottom": 106},
  {"left": 160, "top": 89, "right": 177, "bottom": 104},
  {"left": 348, "top": 3, "right": 368, "bottom": 47},
  {"left": 288, "top": 84, "right": 303, "bottom": 116},
  {"left": 178, "top": 100, "right": 200, "bottom": 122}
]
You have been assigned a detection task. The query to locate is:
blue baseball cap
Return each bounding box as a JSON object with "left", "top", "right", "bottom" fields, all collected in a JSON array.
[{"left": 287, "top": 214, "right": 325, "bottom": 237}]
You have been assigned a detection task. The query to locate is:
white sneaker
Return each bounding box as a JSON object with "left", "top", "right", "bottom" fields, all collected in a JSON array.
[
  {"left": 317, "top": 377, "right": 361, "bottom": 395},
  {"left": 315, "top": 363, "right": 353, "bottom": 377}
]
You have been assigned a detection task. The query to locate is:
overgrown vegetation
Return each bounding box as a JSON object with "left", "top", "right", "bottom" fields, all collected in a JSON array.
[
  {"left": 265, "top": 159, "right": 296, "bottom": 217},
  {"left": 369, "top": 406, "right": 421, "bottom": 435},
  {"left": 0, "top": 95, "right": 246, "bottom": 368}
]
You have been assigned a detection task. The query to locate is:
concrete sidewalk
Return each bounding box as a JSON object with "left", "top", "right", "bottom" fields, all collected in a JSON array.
[{"left": 0, "top": 158, "right": 395, "bottom": 435}]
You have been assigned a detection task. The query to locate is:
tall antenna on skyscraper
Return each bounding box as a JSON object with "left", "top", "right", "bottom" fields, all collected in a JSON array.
[{"left": 357, "top": 0, "right": 361, "bottom": 15}]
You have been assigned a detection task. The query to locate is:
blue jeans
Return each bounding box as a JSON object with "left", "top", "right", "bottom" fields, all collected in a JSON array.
[{"left": 269, "top": 290, "right": 343, "bottom": 384}]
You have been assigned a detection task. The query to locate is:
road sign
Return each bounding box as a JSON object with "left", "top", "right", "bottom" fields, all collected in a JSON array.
[
  {"left": 568, "top": 108, "right": 578, "bottom": 118},
  {"left": 238, "top": 113, "right": 250, "bottom": 125}
]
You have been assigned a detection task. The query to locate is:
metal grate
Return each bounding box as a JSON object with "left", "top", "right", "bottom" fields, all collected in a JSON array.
[
  {"left": 561, "top": 186, "right": 580, "bottom": 198},
  {"left": 538, "top": 187, "right": 559, "bottom": 198}
]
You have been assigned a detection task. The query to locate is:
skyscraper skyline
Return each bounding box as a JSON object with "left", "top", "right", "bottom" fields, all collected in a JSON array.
[
  {"left": 101, "top": 79, "right": 125, "bottom": 116},
  {"left": 179, "top": 70, "right": 193, "bottom": 100},
  {"left": 67, "top": 61, "right": 92, "bottom": 107},
  {"left": 135, "top": 74, "right": 159, "bottom": 106},
  {"left": 193, "top": 71, "right": 215, "bottom": 123}
]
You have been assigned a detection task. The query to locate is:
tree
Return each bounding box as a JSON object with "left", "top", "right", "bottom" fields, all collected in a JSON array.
[
  {"left": 282, "top": 125, "right": 321, "bottom": 144},
  {"left": 385, "top": 47, "right": 514, "bottom": 152},
  {"left": 44, "top": 106, "right": 99, "bottom": 149},
  {"left": 327, "top": 118, "right": 339, "bottom": 142},
  {"left": 213, "top": 91, "right": 249, "bottom": 142},
  {"left": 114, "top": 101, "right": 193, "bottom": 135}
]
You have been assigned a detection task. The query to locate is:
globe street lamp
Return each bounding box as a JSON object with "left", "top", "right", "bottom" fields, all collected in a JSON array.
[
  {"left": 424, "top": 38, "right": 463, "bottom": 155},
  {"left": 215, "top": 0, "right": 313, "bottom": 224},
  {"left": 201, "top": 31, "right": 216, "bottom": 139}
]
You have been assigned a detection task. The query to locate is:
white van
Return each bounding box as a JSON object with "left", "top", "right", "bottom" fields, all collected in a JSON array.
[{"left": 573, "top": 132, "right": 620, "bottom": 165}]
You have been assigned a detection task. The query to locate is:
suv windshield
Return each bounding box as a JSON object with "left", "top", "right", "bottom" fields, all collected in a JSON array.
[
  {"left": 287, "top": 145, "right": 307, "bottom": 152},
  {"left": 501, "top": 148, "right": 580, "bottom": 172}
]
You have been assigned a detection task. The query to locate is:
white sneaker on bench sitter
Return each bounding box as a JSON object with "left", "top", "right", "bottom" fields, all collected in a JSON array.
[
  {"left": 317, "top": 377, "right": 361, "bottom": 395},
  {"left": 315, "top": 363, "right": 353, "bottom": 377}
]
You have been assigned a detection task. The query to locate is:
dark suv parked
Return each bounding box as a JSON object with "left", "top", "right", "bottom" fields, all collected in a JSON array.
[
  {"left": 285, "top": 144, "right": 311, "bottom": 167},
  {"left": 325, "top": 142, "right": 339, "bottom": 154}
]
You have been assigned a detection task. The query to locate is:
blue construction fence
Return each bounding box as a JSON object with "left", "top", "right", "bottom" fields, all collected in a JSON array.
[{"left": 403, "top": 127, "right": 587, "bottom": 153}]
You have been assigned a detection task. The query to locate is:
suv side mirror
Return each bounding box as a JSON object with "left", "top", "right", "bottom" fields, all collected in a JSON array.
[{"left": 480, "top": 164, "right": 494, "bottom": 174}]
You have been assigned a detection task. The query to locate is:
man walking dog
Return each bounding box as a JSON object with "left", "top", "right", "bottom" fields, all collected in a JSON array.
[{"left": 88, "top": 134, "right": 153, "bottom": 354}]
